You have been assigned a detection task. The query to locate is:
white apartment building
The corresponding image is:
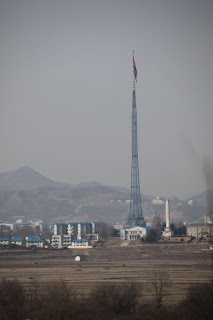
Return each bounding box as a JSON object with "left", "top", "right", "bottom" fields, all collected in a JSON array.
[{"left": 51, "top": 222, "right": 96, "bottom": 248}]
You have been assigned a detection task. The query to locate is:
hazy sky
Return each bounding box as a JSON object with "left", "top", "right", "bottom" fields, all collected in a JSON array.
[{"left": 0, "top": 0, "right": 212, "bottom": 199}]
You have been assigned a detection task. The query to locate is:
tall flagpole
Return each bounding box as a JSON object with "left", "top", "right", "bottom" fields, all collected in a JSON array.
[{"left": 128, "top": 51, "right": 145, "bottom": 227}]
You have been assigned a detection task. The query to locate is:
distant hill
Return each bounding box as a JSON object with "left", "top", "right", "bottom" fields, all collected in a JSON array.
[
  {"left": 186, "top": 189, "right": 213, "bottom": 208},
  {"left": 185, "top": 189, "right": 213, "bottom": 221},
  {"left": 0, "top": 167, "right": 130, "bottom": 222},
  {"left": 0, "top": 185, "right": 129, "bottom": 222},
  {"left": 73, "top": 181, "right": 103, "bottom": 189},
  {"left": 0, "top": 167, "right": 208, "bottom": 223},
  {"left": 0, "top": 167, "right": 69, "bottom": 191}
]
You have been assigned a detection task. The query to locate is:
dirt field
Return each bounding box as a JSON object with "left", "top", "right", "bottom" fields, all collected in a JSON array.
[{"left": 0, "top": 240, "right": 212, "bottom": 305}]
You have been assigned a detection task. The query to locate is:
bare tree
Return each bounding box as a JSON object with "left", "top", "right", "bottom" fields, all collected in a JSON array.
[
  {"left": 152, "top": 213, "right": 163, "bottom": 238},
  {"left": 183, "top": 281, "right": 213, "bottom": 320},
  {"left": 27, "top": 277, "right": 40, "bottom": 306},
  {"left": 14, "top": 224, "right": 35, "bottom": 237},
  {"left": 96, "top": 222, "right": 115, "bottom": 241},
  {"left": 91, "top": 281, "right": 141, "bottom": 314},
  {"left": 147, "top": 269, "right": 169, "bottom": 308},
  {"left": 37, "top": 279, "right": 78, "bottom": 320},
  {"left": 0, "top": 278, "right": 26, "bottom": 320}
]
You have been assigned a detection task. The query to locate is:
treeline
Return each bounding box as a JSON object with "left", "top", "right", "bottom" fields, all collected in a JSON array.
[{"left": 0, "top": 277, "right": 212, "bottom": 320}]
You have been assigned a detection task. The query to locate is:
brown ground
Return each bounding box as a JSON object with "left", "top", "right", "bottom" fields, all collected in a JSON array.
[{"left": 0, "top": 240, "right": 212, "bottom": 305}]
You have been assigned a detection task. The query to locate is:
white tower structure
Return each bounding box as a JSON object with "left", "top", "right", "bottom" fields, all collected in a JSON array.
[
  {"left": 162, "top": 199, "right": 173, "bottom": 238},
  {"left": 166, "top": 199, "right": 170, "bottom": 228},
  {"left": 77, "top": 223, "right": 81, "bottom": 239}
]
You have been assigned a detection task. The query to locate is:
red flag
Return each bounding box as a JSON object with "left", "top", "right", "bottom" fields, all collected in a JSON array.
[{"left": 133, "top": 56, "right": 137, "bottom": 82}]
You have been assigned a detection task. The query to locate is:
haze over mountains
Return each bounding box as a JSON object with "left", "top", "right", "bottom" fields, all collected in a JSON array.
[
  {"left": 0, "top": 167, "right": 208, "bottom": 224},
  {"left": 0, "top": 167, "right": 69, "bottom": 191}
]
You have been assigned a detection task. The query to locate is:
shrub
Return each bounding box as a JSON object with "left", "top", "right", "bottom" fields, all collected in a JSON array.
[
  {"left": 91, "top": 282, "right": 141, "bottom": 315},
  {"left": 0, "top": 278, "right": 25, "bottom": 320}
]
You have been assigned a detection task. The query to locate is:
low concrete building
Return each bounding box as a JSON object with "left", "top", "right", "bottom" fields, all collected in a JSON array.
[
  {"left": 204, "top": 215, "right": 213, "bottom": 224},
  {"left": 120, "top": 226, "right": 155, "bottom": 240},
  {"left": 68, "top": 239, "right": 92, "bottom": 249},
  {"left": 0, "top": 236, "right": 24, "bottom": 246},
  {"left": 11, "top": 236, "right": 24, "bottom": 246},
  {"left": 187, "top": 200, "right": 194, "bottom": 205},
  {"left": 25, "top": 237, "right": 45, "bottom": 248},
  {"left": 152, "top": 196, "right": 165, "bottom": 205},
  {"left": 74, "top": 255, "right": 87, "bottom": 261},
  {"left": 187, "top": 223, "right": 213, "bottom": 237},
  {"left": 0, "top": 237, "right": 10, "bottom": 245}
]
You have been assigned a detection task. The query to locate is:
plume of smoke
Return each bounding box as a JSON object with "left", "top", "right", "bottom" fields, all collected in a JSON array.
[
  {"left": 203, "top": 157, "right": 213, "bottom": 221},
  {"left": 180, "top": 133, "right": 201, "bottom": 168},
  {"left": 181, "top": 133, "right": 213, "bottom": 221}
]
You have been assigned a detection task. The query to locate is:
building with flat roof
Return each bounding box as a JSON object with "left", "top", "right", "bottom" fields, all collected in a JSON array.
[
  {"left": 68, "top": 239, "right": 92, "bottom": 249},
  {"left": 120, "top": 226, "right": 155, "bottom": 240},
  {"left": 187, "top": 223, "right": 213, "bottom": 237},
  {"left": 25, "top": 237, "right": 45, "bottom": 248},
  {"left": 0, "top": 236, "right": 24, "bottom": 246}
]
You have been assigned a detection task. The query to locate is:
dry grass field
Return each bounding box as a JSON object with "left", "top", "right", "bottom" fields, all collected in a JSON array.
[{"left": 0, "top": 240, "right": 212, "bottom": 305}]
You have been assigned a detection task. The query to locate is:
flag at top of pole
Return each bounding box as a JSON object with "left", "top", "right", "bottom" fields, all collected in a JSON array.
[{"left": 133, "top": 51, "right": 137, "bottom": 83}]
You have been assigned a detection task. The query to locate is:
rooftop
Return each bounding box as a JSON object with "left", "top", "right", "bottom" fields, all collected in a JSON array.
[
  {"left": 126, "top": 226, "right": 155, "bottom": 231},
  {"left": 0, "top": 237, "right": 23, "bottom": 241},
  {"left": 187, "top": 223, "right": 213, "bottom": 227},
  {"left": 26, "top": 238, "right": 44, "bottom": 243}
]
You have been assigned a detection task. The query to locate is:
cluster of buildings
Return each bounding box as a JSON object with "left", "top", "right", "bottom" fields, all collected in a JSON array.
[
  {"left": 120, "top": 199, "right": 172, "bottom": 240},
  {"left": 0, "top": 198, "right": 212, "bottom": 249},
  {"left": 0, "top": 219, "right": 49, "bottom": 248},
  {"left": 152, "top": 196, "right": 201, "bottom": 207},
  {"left": 120, "top": 197, "right": 213, "bottom": 240},
  {"left": 0, "top": 219, "right": 45, "bottom": 235},
  {"left": 161, "top": 199, "right": 213, "bottom": 238},
  {"left": 51, "top": 222, "right": 98, "bottom": 248},
  {"left": 0, "top": 236, "right": 46, "bottom": 248},
  {"left": 0, "top": 220, "right": 99, "bottom": 249}
]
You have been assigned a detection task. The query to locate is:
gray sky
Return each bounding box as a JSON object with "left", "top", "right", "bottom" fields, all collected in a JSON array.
[{"left": 0, "top": 0, "right": 212, "bottom": 199}]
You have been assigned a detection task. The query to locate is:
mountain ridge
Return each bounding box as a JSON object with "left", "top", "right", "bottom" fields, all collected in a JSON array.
[
  {"left": 0, "top": 167, "right": 208, "bottom": 223},
  {"left": 0, "top": 167, "right": 70, "bottom": 191}
]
